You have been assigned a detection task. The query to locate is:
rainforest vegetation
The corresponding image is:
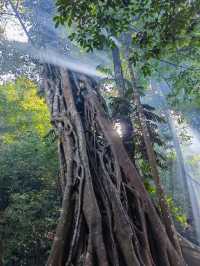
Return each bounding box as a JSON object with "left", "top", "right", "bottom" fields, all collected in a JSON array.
[{"left": 0, "top": 0, "right": 200, "bottom": 265}]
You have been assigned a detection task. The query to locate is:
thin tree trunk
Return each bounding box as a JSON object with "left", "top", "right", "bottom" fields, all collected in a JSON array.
[
  {"left": 127, "top": 59, "right": 184, "bottom": 260},
  {"left": 112, "top": 47, "right": 135, "bottom": 160},
  {"left": 112, "top": 47, "right": 126, "bottom": 97},
  {"left": 7, "top": 0, "right": 33, "bottom": 44},
  {"left": 155, "top": 82, "right": 192, "bottom": 215}
]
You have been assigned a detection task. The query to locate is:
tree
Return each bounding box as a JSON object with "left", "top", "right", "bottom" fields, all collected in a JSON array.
[
  {"left": 42, "top": 64, "right": 187, "bottom": 266},
  {"left": 49, "top": 0, "right": 200, "bottom": 264},
  {"left": 2, "top": 0, "right": 200, "bottom": 265},
  {"left": 53, "top": 0, "right": 198, "bottom": 256},
  {"left": 112, "top": 46, "right": 126, "bottom": 97},
  {"left": 53, "top": 0, "right": 200, "bottom": 103},
  {"left": 0, "top": 78, "right": 59, "bottom": 265}
]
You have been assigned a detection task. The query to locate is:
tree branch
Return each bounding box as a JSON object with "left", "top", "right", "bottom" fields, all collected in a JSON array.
[{"left": 6, "top": 0, "right": 33, "bottom": 44}]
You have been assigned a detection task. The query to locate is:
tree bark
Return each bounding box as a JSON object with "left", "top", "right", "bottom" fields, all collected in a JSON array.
[
  {"left": 0, "top": 211, "right": 4, "bottom": 266},
  {"left": 127, "top": 59, "right": 184, "bottom": 261},
  {"left": 0, "top": 241, "right": 3, "bottom": 266},
  {"left": 43, "top": 64, "right": 185, "bottom": 266},
  {"left": 180, "top": 235, "right": 200, "bottom": 266},
  {"left": 112, "top": 47, "right": 135, "bottom": 160},
  {"left": 112, "top": 47, "right": 126, "bottom": 97},
  {"left": 7, "top": 0, "right": 33, "bottom": 44}
]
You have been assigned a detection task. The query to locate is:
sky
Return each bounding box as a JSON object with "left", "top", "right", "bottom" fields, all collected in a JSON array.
[{"left": 4, "top": 17, "right": 28, "bottom": 43}]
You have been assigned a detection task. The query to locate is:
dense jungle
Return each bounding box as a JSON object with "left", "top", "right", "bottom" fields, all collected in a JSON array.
[{"left": 0, "top": 0, "right": 200, "bottom": 265}]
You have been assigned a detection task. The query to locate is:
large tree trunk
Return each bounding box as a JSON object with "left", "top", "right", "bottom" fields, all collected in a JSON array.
[
  {"left": 43, "top": 64, "right": 185, "bottom": 266},
  {"left": 180, "top": 235, "right": 200, "bottom": 266}
]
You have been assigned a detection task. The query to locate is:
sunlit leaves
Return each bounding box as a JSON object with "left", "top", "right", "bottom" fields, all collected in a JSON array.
[
  {"left": 167, "top": 197, "right": 188, "bottom": 228},
  {"left": 54, "top": 0, "right": 200, "bottom": 84},
  {"left": 0, "top": 77, "right": 59, "bottom": 265},
  {"left": 54, "top": 0, "right": 134, "bottom": 50},
  {"left": 167, "top": 66, "right": 200, "bottom": 108},
  {"left": 0, "top": 77, "right": 51, "bottom": 142}
]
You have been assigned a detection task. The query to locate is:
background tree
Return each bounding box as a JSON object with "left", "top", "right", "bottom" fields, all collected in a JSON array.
[{"left": 0, "top": 78, "right": 60, "bottom": 265}]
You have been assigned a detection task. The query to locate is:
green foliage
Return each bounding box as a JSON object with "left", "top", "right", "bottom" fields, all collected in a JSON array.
[
  {"left": 54, "top": 0, "right": 200, "bottom": 105},
  {"left": 54, "top": 0, "right": 200, "bottom": 76},
  {"left": 166, "top": 197, "right": 188, "bottom": 228},
  {"left": 54, "top": 0, "right": 200, "bottom": 52},
  {"left": 144, "top": 179, "right": 156, "bottom": 196},
  {"left": 54, "top": 0, "right": 132, "bottom": 51},
  {"left": 144, "top": 182, "right": 188, "bottom": 228},
  {"left": 0, "top": 77, "right": 50, "bottom": 141},
  {"left": 188, "top": 154, "right": 200, "bottom": 167},
  {"left": 166, "top": 149, "right": 177, "bottom": 161},
  {"left": 107, "top": 89, "right": 167, "bottom": 179},
  {"left": 0, "top": 78, "right": 59, "bottom": 265},
  {"left": 135, "top": 103, "right": 167, "bottom": 174},
  {"left": 168, "top": 66, "right": 200, "bottom": 107},
  {"left": 109, "top": 96, "right": 132, "bottom": 117}
]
